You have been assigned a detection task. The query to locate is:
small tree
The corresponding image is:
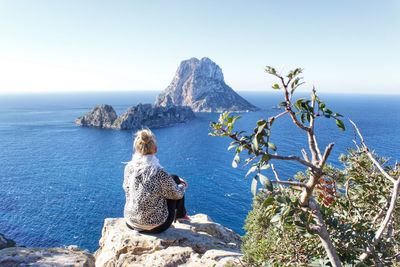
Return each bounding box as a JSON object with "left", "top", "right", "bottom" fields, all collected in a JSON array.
[{"left": 210, "top": 67, "right": 399, "bottom": 266}]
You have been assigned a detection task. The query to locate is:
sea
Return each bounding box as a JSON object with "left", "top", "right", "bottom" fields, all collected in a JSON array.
[{"left": 0, "top": 91, "right": 399, "bottom": 252}]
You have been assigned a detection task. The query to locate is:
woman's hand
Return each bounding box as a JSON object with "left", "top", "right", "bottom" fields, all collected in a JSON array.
[{"left": 179, "top": 177, "right": 188, "bottom": 188}]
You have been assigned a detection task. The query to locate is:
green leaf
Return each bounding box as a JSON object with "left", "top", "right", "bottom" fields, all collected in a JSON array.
[
  {"left": 278, "top": 101, "right": 287, "bottom": 107},
  {"left": 258, "top": 173, "right": 273, "bottom": 191},
  {"left": 333, "top": 113, "right": 343, "bottom": 117},
  {"left": 336, "top": 119, "right": 345, "bottom": 131},
  {"left": 268, "top": 142, "right": 277, "bottom": 151},
  {"left": 301, "top": 113, "right": 306, "bottom": 123},
  {"left": 261, "top": 154, "right": 270, "bottom": 163},
  {"left": 260, "top": 164, "right": 270, "bottom": 170},
  {"left": 251, "top": 177, "right": 258, "bottom": 196},
  {"left": 265, "top": 66, "right": 277, "bottom": 75},
  {"left": 252, "top": 135, "right": 259, "bottom": 149},
  {"left": 232, "top": 153, "right": 240, "bottom": 168},
  {"left": 262, "top": 196, "right": 275, "bottom": 207},
  {"left": 272, "top": 83, "right": 280, "bottom": 90},
  {"left": 227, "top": 143, "right": 237, "bottom": 151},
  {"left": 246, "top": 165, "right": 258, "bottom": 177},
  {"left": 306, "top": 113, "right": 311, "bottom": 122},
  {"left": 294, "top": 98, "right": 305, "bottom": 111},
  {"left": 270, "top": 213, "right": 281, "bottom": 223}
]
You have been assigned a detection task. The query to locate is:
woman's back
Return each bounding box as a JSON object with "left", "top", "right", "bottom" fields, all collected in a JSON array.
[
  {"left": 123, "top": 161, "right": 184, "bottom": 229},
  {"left": 123, "top": 128, "right": 187, "bottom": 233}
]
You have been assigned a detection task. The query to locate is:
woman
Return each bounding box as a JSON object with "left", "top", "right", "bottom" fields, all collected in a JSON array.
[{"left": 123, "top": 129, "right": 189, "bottom": 233}]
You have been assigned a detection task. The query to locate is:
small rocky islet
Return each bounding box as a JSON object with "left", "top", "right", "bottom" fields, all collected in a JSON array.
[
  {"left": 75, "top": 57, "right": 259, "bottom": 130},
  {"left": 75, "top": 103, "right": 195, "bottom": 130}
]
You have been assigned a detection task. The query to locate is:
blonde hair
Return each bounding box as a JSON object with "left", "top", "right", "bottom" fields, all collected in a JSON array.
[{"left": 134, "top": 129, "right": 157, "bottom": 155}]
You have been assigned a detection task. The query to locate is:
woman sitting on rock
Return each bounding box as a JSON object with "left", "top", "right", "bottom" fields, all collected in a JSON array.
[{"left": 123, "top": 129, "right": 189, "bottom": 233}]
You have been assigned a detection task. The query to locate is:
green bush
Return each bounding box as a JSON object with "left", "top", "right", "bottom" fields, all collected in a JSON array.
[
  {"left": 211, "top": 66, "right": 399, "bottom": 266},
  {"left": 241, "top": 151, "right": 399, "bottom": 266},
  {"left": 242, "top": 190, "right": 323, "bottom": 266}
]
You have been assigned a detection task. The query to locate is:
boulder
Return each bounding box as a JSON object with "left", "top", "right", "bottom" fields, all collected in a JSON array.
[
  {"left": 94, "top": 214, "right": 243, "bottom": 267},
  {"left": 75, "top": 104, "right": 118, "bottom": 128},
  {"left": 0, "top": 246, "right": 95, "bottom": 267},
  {"left": 0, "top": 233, "right": 15, "bottom": 250},
  {"left": 155, "top": 57, "right": 259, "bottom": 112}
]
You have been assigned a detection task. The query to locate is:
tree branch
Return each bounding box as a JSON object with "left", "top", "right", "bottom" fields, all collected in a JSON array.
[
  {"left": 301, "top": 148, "right": 310, "bottom": 162},
  {"left": 320, "top": 143, "right": 335, "bottom": 168},
  {"left": 271, "top": 180, "right": 306, "bottom": 187},
  {"left": 307, "top": 131, "right": 320, "bottom": 162},
  {"left": 279, "top": 75, "right": 309, "bottom": 132},
  {"left": 360, "top": 179, "right": 400, "bottom": 262},
  {"left": 269, "top": 110, "right": 289, "bottom": 122},
  {"left": 309, "top": 199, "right": 343, "bottom": 267},
  {"left": 271, "top": 164, "right": 284, "bottom": 190},
  {"left": 268, "top": 153, "right": 317, "bottom": 171},
  {"left": 313, "top": 135, "right": 323, "bottom": 160},
  {"left": 350, "top": 120, "right": 396, "bottom": 183},
  {"left": 350, "top": 120, "right": 400, "bottom": 262}
]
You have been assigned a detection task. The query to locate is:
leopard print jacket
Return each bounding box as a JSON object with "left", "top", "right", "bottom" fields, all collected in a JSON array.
[{"left": 123, "top": 164, "right": 185, "bottom": 228}]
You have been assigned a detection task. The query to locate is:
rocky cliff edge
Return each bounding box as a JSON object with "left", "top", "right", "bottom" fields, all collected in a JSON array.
[
  {"left": 0, "top": 214, "right": 242, "bottom": 267},
  {"left": 95, "top": 214, "right": 243, "bottom": 267}
]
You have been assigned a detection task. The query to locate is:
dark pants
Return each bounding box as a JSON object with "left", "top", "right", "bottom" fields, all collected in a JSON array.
[{"left": 128, "top": 174, "right": 187, "bottom": 234}]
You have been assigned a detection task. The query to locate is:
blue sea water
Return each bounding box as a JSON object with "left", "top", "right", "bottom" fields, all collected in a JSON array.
[{"left": 0, "top": 91, "right": 399, "bottom": 252}]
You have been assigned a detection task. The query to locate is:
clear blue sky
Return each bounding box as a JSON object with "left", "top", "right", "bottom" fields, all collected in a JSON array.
[{"left": 0, "top": 0, "right": 399, "bottom": 94}]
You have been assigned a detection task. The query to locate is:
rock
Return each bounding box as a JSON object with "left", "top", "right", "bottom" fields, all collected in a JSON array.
[
  {"left": 112, "top": 104, "right": 195, "bottom": 130},
  {"left": 155, "top": 57, "right": 259, "bottom": 112},
  {"left": 75, "top": 104, "right": 118, "bottom": 128},
  {"left": 0, "top": 233, "right": 15, "bottom": 250},
  {"left": 0, "top": 246, "right": 95, "bottom": 267},
  {"left": 94, "top": 213, "right": 243, "bottom": 267},
  {"left": 76, "top": 104, "right": 195, "bottom": 130}
]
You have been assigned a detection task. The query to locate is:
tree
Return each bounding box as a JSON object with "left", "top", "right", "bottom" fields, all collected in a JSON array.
[{"left": 210, "top": 67, "right": 399, "bottom": 266}]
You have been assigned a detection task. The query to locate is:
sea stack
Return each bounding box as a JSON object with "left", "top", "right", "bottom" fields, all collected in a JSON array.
[
  {"left": 155, "top": 57, "right": 259, "bottom": 112},
  {"left": 75, "top": 104, "right": 118, "bottom": 128}
]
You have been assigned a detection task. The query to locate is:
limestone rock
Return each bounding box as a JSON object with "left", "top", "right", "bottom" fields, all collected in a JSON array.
[
  {"left": 75, "top": 104, "right": 118, "bottom": 128},
  {"left": 155, "top": 57, "right": 259, "bottom": 112},
  {"left": 0, "top": 233, "right": 15, "bottom": 250},
  {"left": 0, "top": 246, "right": 95, "bottom": 267},
  {"left": 94, "top": 213, "right": 243, "bottom": 267},
  {"left": 111, "top": 104, "right": 195, "bottom": 130},
  {"left": 76, "top": 104, "right": 195, "bottom": 130}
]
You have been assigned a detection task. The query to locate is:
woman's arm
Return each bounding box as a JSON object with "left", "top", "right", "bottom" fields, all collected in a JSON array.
[
  {"left": 123, "top": 165, "right": 131, "bottom": 192},
  {"left": 157, "top": 170, "right": 185, "bottom": 200}
]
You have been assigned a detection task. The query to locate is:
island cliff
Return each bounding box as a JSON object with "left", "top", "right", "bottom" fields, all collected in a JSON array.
[
  {"left": 155, "top": 57, "right": 259, "bottom": 112},
  {"left": 75, "top": 57, "right": 259, "bottom": 130},
  {"left": 0, "top": 214, "right": 242, "bottom": 267},
  {"left": 75, "top": 104, "right": 195, "bottom": 130}
]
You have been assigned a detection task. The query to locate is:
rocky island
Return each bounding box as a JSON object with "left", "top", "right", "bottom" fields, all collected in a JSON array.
[
  {"left": 0, "top": 214, "right": 242, "bottom": 266},
  {"left": 155, "top": 57, "right": 259, "bottom": 112},
  {"left": 76, "top": 57, "right": 259, "bottom": 130},
  {"left": 75, "top": 104, "right": 195, "bottom": 130}
]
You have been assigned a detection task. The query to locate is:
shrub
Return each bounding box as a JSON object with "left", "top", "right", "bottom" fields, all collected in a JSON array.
[{"left": 210, "top": 66, "right": 399, "bottom": 266}]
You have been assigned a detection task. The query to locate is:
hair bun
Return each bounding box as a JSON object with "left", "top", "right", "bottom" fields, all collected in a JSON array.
[
  {"left": 138, "top": 131, "right": 151, "bottom": 143},
  {"left": 134, "top": 129, "right": 157, "bottom": 155}
]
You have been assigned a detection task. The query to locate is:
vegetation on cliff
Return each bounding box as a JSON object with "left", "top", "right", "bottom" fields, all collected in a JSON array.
[{"left": 210, "top": 67, "right": 399, "bottom": 266}]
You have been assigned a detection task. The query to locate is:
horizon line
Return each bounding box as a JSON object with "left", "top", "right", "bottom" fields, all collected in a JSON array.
[{"left": 0, "top": 89, "right": 399, "bottom": 96}]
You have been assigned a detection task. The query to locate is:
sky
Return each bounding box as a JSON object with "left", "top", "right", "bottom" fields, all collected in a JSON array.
[{"left": 0, "top": 0, "right": 399, "bottom": 94}]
